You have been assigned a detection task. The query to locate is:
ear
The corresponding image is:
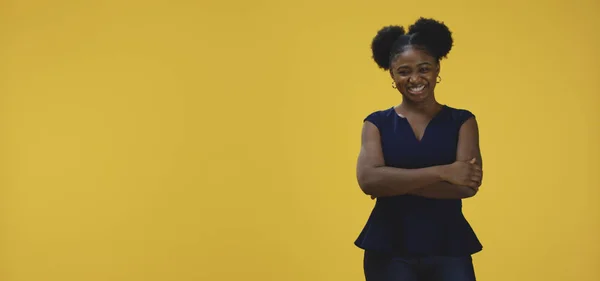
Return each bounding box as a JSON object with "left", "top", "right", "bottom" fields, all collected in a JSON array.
[{"left": 435, "top": 62, "right": 441, "bottom": 75}]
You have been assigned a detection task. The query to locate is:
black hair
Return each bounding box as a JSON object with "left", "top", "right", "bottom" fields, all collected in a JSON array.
[{"left": 371, "top": 17, "right": 453, "bottom": 70}]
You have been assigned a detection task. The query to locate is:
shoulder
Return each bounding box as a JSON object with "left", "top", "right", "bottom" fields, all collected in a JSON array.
[
  {"left": 363, "top": 107, "right": 396, "bottom": 129},
  {"left": 444, "top": 105, "right": 476, "bottom": 126}
]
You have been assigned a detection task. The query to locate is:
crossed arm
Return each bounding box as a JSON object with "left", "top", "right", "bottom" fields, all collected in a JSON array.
[{"left": 356, "top": 117, "right": 483, "bottom": 199}]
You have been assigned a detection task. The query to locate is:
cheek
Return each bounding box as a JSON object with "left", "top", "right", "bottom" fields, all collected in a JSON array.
[
  {"left": 425, "top": 72, "right": 438, "bottom": 82},
  {"left": 393, "top": 76, "right": 409, "bottom": 86}
]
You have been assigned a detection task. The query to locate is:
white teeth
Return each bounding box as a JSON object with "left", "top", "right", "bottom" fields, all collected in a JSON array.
[{"left": 409, "top": 85, "right": 425, "bottom": 92}]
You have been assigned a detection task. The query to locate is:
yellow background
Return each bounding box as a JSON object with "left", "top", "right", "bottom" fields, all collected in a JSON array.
[{"left": 2, "top": 0, "right": 599, "bottom": 280}]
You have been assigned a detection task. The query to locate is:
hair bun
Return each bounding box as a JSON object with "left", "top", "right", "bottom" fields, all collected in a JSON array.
[
  {"left": 371, "top": 25, "right": 405, "bottom": 70},
  {"left": 407, "top": 17, "right": 453, "bottom": 60}
]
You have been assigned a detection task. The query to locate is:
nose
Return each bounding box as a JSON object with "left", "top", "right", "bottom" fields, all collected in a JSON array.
[{"left": 409, "top": 74, "right": 419, "bottom": 83}]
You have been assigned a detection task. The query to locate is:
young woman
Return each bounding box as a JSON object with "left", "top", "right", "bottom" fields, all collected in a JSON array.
[{"left": 355, "top": 18, "right": 484, "bottom": 281}]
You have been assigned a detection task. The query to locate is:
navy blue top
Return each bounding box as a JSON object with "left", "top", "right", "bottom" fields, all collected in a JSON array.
[{"left": 354, "top": 105, "right": 482, "bottom": 257}]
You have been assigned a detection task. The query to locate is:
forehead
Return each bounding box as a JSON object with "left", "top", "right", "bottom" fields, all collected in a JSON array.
[{"left": 391, "top": 46, "right": 436, "bottom": 67}]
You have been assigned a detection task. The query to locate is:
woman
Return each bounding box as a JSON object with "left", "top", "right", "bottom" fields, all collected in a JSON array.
[{"left": 355, "top": 18, "right": 484, "bottom": 281}]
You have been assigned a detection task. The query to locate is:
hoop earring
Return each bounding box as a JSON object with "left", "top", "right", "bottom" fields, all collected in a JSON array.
[
  {"left": 436, "top": 76, "right": 442, "bottom": 83},
  {"left": 392, "top": 81, "right": 397, "bottom": 89}
]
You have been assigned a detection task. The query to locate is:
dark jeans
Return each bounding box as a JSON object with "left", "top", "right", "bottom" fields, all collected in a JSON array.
[{"left": 363, "top": 251, "right": 476, "bottom": 281}]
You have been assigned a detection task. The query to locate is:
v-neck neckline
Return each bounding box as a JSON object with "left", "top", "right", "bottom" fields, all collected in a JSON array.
[{"left": 393, "top": 105, "right": 447, "bottom": 143}]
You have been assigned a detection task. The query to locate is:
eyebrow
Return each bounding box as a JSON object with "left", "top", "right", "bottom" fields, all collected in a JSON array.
[{"left": 396, "top": 62, "right": 433, "bottom": 70}]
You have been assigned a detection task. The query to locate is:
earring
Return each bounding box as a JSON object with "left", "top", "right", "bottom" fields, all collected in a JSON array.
[
  {"left": 392, "top": 81, "right": 397, "bottom": 89},
  {"left": 436, "top": 76, "right": 442, "bottom": 83}
]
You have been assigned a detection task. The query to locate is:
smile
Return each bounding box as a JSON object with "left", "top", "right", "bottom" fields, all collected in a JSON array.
[{"left": 407, "top": 84, "right": 426, "bottom": 95}]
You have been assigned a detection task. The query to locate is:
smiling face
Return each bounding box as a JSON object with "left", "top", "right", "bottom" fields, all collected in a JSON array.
[{"left": 390, "top": 46, "right": 440, "bottom": 103}]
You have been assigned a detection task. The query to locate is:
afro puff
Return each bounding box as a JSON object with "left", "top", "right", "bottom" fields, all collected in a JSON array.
[
  {"left": 371, "top": 25, "right": 406, "bottom": 70},
  {"left": 371, "top": 17, "right": 453, "bottom": 70}
]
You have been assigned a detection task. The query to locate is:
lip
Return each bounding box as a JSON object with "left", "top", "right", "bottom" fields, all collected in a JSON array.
[{"left": 406, "top": 84, "right": 427, "bottom": 95}]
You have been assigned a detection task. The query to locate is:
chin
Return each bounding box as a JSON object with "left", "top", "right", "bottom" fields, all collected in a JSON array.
[{"left": 404, "top": 92, "right": 431, "bottom": 103}]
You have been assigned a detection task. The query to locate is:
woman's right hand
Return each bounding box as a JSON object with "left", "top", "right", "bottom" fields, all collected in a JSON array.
[{"left": 441, "top": 158, "right": 482, "bottom": 188}]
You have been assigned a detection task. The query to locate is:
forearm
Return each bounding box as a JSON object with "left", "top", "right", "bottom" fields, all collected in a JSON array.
[
  {"left": 409, "top": 181, "right": 477, "bottom": 199},
  {"left": 358, "top": 165, "right": 445, "bottom": 197}
]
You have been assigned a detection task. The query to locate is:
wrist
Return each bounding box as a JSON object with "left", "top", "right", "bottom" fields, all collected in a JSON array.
[{"left": 434, "top": 165, "right": 450, "bottom": 182}]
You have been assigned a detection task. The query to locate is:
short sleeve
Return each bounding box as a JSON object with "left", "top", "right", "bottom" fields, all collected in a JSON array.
[
  {"left": 363, "top": 110, "right": 383, "bottom": 129},
  {"left": 451, "top": 108, "right": 475, "bottom": 126}
]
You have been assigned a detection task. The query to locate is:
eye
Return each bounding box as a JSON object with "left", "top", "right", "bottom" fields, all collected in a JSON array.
[
  {"left": 419, "top": 67, "right": 430, "bottom": 73},
  {"left": 397, "top": 70, "right": 410, "bottom": 76}
]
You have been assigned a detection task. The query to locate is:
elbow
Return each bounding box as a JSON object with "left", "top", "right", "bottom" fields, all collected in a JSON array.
[
  {"left": 357, "top": 176, "right": 376, "bottom": 196},
  {"left": 462, "top": 187, "right": 479, "bottom": 198},
  {"left": 357, "top": 170, "right": 381, "bottom": 197},
  {"left": 466, "top": 181, "right": 483, "bottom": 198}
]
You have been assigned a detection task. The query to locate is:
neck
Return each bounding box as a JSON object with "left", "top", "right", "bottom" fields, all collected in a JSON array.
[{"left": 399, "top": 97, "right": 442, "bottom": 116}]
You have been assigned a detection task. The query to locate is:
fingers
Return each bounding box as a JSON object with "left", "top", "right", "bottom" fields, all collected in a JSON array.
[
  {"left": 468, "top": 166, "right": 483, "bottom": 188},
  {"left": 469, "top": 161, "right": 482, "bottom": 173},
  {"left": 469, "top": 159, "right": 482, "bottom": 171},
  {"left": 460, "top": 176, "right": 480, "bottom": 188},
  {"left": 469, "top": 183, "right": 480, "bottom": 191},
  {"left": 471, "top": 180, "right": 482, "bottom": 189},
  {"left": 465, "top": 180, "right": 479, "bottom": 189},
  {"left": 469, "top": 166, "right": 483, "bottom": 177},
  {"left": 453, "top": 160, "right": 483, "bottom": 187}
]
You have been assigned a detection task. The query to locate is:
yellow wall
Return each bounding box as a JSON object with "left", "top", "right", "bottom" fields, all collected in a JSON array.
[{"left": 1, "top": 0, "right": 598, "bottom": 280}]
